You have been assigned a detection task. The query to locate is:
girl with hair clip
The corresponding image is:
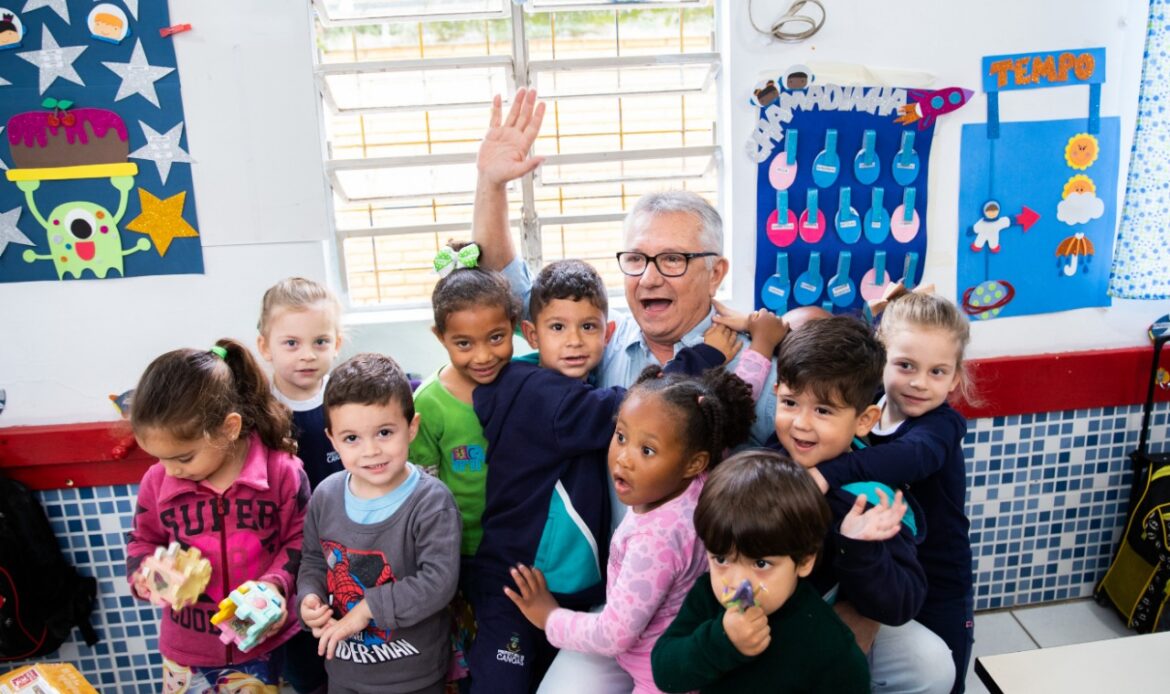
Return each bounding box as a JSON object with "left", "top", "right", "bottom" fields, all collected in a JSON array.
[
  {"left": 125, "top": 339, "right": 310, "bottom": 693},
  {"left": 505, "top": 368, "right": 756, "bottom": 694},
  {"left": 812, "top": 291, "right": 976, "bottom": 694}
]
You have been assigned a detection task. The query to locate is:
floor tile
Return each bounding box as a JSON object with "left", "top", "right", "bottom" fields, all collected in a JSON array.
[
  {"left": 966, "top": 610, "right": 1039, "bottom": 693},
  {"left": 1011, "top": 599, "right": 1133, "bottom": 648}
]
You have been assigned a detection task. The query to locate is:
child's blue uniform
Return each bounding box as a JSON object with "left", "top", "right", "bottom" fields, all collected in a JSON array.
[
  {"left": 467, "top": 344, "right": 725, "bottom": 692},
  {"left": 816, "top": 401, "right": 972, "bottom": 693}
]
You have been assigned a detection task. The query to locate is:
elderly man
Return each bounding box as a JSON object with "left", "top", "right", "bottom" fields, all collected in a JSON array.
[{"left": 471, "top": 89, "right": 777, "bottom": 447}]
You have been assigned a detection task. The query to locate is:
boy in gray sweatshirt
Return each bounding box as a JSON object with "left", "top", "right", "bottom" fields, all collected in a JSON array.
[{"left": 298, "top": 353, "right": 462, "bottom": 693}]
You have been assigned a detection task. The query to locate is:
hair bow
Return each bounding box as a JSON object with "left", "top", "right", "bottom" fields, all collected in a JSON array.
[
  {"left": 433, "top": 243, "right": 481, "bottom": 277},
  {"left": 864, "top": 280, "right": 936, "bottom": 323}
]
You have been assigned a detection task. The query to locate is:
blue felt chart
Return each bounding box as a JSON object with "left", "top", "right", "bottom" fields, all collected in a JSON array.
[
  {"left": 0, "top": 0, "right": 201, "bottom": 283},
  {"left": 750, "top": 78, "right": 962, "bottom": 315},
  {"left": 956, "top": 118, "right": 1118, "bottom": 319}
]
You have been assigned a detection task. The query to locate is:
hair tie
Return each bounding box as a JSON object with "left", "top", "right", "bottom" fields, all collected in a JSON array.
[
  {"left": 209, "top": 345, "right": 227, "bottom": 360},
  {"left": 434, "top": 243, "right": 481, "bottom": 277},
  {"left": 865, "top": 280, "right": 937, "bottom": 323}
]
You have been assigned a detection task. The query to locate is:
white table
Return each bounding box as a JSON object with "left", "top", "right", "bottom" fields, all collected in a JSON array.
[{"left": 975, "top": 631, "right": 1170, "bottom": 693}]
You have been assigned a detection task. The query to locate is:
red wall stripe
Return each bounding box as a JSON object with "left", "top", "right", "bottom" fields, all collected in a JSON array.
[{"left": 2, "top": 346, "right": 1167, "bottom": 490}]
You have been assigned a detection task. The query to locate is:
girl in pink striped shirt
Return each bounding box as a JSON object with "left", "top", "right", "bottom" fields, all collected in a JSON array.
[{"left": 506, "top": 366, "right": 756, "bottom": 693}]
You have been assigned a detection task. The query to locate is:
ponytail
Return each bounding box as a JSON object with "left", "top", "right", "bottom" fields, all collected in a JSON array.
[
  {"left": 629, "top": 366, "right": 756, "bottom": 469},
  {"left": 132, "top": 339, "right": 295, "bottom": 455}
]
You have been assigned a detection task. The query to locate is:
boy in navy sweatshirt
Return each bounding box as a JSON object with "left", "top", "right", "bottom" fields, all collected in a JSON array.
[
  {"left": 770, "top": 317, "right": 954, "bottom": 694},
  {"left": 466, "top": 259, "right": 748, "bottom": 693}
]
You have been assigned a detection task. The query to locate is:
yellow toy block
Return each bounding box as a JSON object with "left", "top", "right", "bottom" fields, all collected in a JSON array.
[{"left": 135, "top": 542, "right": 212, "bottom": 612}]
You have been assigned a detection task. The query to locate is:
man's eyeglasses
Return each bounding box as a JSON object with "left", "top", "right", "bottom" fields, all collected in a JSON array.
[{"left": 615, "top": 251, "right": 719, "bottom": 278}]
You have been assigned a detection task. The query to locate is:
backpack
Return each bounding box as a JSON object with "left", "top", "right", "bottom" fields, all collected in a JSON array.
[
  {"left": 1095, "top": 457, "right": 1170, "bottom": 633},
  {"left": 0, "top": 473, "right": 99, "bottom": 660}
]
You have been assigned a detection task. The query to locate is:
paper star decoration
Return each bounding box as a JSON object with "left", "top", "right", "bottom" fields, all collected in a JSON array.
[
  {"left": 0, "top": 127, "right": 7, "bottom": 171},
  {"left": 0, "top": 76, "right": 10, "bottom": 87},
  {"left": 103, "top": 40, "right": 175, "bottom": 108},
  {"left": 17, "top": 26, "right": 87, "bottom": 94},
  {"left": 0, "top": 208, "right": 35, "bottom": 258},
  {"left": 22, "top": 0, "right": 69, "bottom": 24},
  {"left": 125, "top": 189, "right": 199, "bottom": 256},
  {"left": 129, "top": 122, "right": 193, "bottom": 185},
  {"left": 122, "top": 0, "right": 138, "bottom": 19}
]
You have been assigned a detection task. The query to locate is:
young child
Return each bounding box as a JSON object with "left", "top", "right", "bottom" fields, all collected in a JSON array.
[
  {"left": 812, "top": 293, "right": 974, "bottom": 693},
  {"left": 409, "top": 244, "right": 519, "bottom": 559},
  {"left": 651, "top": 450, "right": 869, "bottom": 693},
  {"left": 126, "top": 339, "right": 309, "bottom": 692},
  {"left": 257, "top": 277, "right": 344, "bottom": 491},
  {"left": 297, "top": 353, "right": 461, "bottom": 693},
  {"left": 772, "top": 316, "right": 955, "bottom": 694},
  {"left": 257, "top": 276, "right": 344, "bottom": 694},
  {"left": 504, "top": 367, "right": 756, "bottom": 694},
  {"left": 468, "top": 259, "right": 754, "bottom": 692}
]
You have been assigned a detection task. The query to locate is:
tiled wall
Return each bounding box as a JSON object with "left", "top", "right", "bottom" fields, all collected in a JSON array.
[{"left": 6, "top": 402, "right": 1169, "bottom": 688}]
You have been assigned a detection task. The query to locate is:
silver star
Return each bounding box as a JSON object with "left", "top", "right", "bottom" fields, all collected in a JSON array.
[
  {"left": 0, "top": 127, "right": 7, "bottom": 171},
  {"left": 122, "top": 0, "right": 138, "bottom": 19},
  {"left": 0, "top": 76, "right": 9, "bottom": 86},
  {"left": 0, "top": 208, "right": 35, "bottom": 258},
  {"left": 129, "top": 121, "right": 193, "bottom": 185},
  {"left": 17, "top": 26, "right": 87, "bottom": 94},
  {"left": 23, "top": 0, "right": 69, "bottom": 24},
  {"left": 102, "top": 39, "right": 174, "bottom": 108}
]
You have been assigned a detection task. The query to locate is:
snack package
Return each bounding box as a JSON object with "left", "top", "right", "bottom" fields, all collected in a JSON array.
[{"left": 0, "top": 664, "right": 98, "bottom": 694}]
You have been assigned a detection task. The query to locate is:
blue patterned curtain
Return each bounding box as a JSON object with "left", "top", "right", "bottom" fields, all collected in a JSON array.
[{"left": 1110, "top": 1, "right": 1170, "bottom": 299}]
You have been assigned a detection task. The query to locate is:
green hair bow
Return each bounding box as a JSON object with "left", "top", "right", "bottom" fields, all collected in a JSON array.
[{"left": 434, "top": 243, "right": 481, "bottom": 277}]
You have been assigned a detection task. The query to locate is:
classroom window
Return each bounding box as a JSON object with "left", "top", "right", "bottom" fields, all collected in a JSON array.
[{"left": 312, "top": 0, "right": 720, "bottom": 307}]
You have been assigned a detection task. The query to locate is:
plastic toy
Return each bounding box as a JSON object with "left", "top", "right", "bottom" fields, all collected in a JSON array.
[
  {"left": 135, "top": 542, "right": 212, "bottom": 611},
  {"left": 721, "top": 578, "right": 766, "bottom": 612},
  {"left": 210, "top": 581, "right": 284, "bottom": 652}
]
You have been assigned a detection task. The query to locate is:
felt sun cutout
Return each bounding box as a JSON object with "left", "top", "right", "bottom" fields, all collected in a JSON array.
[
  {"left": 1065, "top": 133, "right": 1099, "bottom": 170},
  {"left": 1062, "top": 174, "right": 1096, "bottom": 199}
]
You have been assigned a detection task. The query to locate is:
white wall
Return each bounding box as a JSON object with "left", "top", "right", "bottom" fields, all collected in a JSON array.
[
  {"left": 2, "top": 0, "right": 332, "bottom": 426},
  {"left": 720, "top": 0, "right": 1169, "bottom": 359},
  {"left": 6, "top": 0, "right": 1167, "bottom": 428}
]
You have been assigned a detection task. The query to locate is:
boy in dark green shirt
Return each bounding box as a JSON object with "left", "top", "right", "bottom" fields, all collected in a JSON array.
[{"left": 651, "top": 450, "right": 869, "bottom": 693}]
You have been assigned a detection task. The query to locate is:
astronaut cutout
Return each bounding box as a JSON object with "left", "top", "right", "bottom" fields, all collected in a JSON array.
[{"left": 970, "top": 200, "right": 1011, "bottom": 253}]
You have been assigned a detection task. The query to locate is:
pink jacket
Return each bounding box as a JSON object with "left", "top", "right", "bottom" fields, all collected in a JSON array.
[{"left": 126, "top": 434, "right": 310, "bottom": 667}]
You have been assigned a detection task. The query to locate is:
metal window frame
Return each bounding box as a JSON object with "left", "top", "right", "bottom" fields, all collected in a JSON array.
[{"left": 316, "top": 0, "right": 720, "bottom": 308}]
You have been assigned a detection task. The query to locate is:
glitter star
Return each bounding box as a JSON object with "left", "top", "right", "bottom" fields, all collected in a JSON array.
[
  {"left": 129, "top": 121, "right": 193, "bottom": 185},
  {"left": 17, "top": 26, "right": 87, "bottom": 94},
  {"left": 0, "top": 207, "right": 35, "bottom": 258},
  {"left": 102, "top": 39, "right": 174, "bottom": 108},
  {"left": 22, "top": 0, "right": 69, "bottom": 24},
  {"left": 125, "top": 188, "right": 199, "bottom": 256}
]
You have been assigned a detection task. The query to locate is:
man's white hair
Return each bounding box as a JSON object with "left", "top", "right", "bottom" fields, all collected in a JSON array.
[{"left": 623, "top": 191, "right": 724, "bottom": 261}]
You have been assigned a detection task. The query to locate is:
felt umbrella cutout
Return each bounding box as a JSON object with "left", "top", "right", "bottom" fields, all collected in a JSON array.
[
  {"left": 766, "top": 189, "right": 797, "bottom": 247},
  {"left": 835, "top": 186, "right": 861, "bottom": 244},
  {"left": 798, "top": 188, "right": 825, "bottom": 243},
  {"left": 1056, "top": 232, "right": 1094, "bottom": 276},
  {"left": 768, "top": 128, "right": 798, "bottom": 190}
]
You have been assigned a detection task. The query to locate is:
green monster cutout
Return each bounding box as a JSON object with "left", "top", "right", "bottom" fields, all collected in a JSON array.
[{"left": 18, "top": 176, "right": 150, "bottom": 279}]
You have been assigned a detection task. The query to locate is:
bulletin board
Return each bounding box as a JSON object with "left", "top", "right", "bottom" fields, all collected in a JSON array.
[
  {"left": 749, "top": 69, "right": 968, "bottom": 315},
  {"left": 0, "top": 0, "right": 201, "bottom": 283}
]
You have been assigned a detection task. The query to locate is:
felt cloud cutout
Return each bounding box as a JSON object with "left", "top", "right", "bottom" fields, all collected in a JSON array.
[{"left": 1057, "top": 192, "right": 1104, "bottom": 226}]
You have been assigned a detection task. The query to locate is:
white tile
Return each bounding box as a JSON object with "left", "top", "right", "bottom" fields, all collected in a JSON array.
[
  {"left": 967, "top": 611, "right": 1038, "bottom": 694},
  {"left": 1011, "top": 599, "right": 1132, "bottom": 648}
]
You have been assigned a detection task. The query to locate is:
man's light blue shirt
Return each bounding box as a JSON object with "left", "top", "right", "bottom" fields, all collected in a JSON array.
[{"left": 501, "top": 256, "right": 777, "bottom": 447}]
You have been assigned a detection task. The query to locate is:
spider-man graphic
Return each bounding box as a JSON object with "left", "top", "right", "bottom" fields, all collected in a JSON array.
[{"left": 323, "top": 540, "right": 397, "bottom": 646}]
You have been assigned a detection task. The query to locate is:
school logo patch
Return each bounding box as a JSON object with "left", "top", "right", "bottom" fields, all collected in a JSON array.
[
  {"left": 450, "top": 444, "right": 485, "bottom": 473},
  {"left": 496, "top": 632, "right": 525, "bottom": 666}
]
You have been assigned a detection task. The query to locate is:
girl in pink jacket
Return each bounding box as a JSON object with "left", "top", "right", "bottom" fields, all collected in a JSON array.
[{"left": 126, "top": 339, "right": 310, "bottom": 692}]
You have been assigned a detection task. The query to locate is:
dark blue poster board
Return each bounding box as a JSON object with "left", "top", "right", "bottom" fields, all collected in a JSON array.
[
  {"left": 749, "top": 77, "right": 963, "bottom": 316},
  {"left": 0, "top": 0, "right": 201, "bottom": 283}
]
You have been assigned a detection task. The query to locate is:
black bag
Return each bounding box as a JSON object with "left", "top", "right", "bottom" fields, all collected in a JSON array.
[
  {"left": 1095, "top": 329, "right": 1170, "bottom": 633},
  {"left": 0, "top": 473, "right": 99, "bottom": 660}
]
